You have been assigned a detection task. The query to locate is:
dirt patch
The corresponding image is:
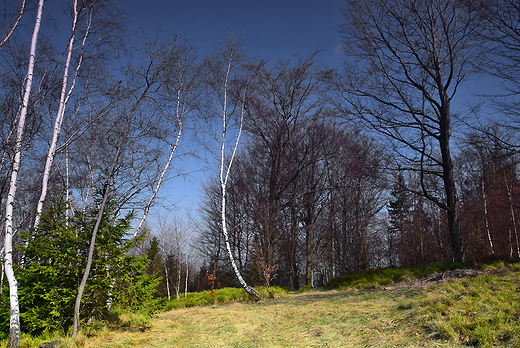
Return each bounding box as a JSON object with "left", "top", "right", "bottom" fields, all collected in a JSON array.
[{"left": 384, "top": 268, "right": 486, "bottom": 292}]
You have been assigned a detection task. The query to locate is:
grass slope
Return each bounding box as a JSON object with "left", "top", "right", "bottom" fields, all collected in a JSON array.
[{"left": 2, "top": 261, "right": 519, "bottom": 347}]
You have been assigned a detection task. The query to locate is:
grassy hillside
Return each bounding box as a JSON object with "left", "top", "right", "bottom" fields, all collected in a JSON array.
[{"left": 3, "top": 260, "right": 520, "bottom": 347}]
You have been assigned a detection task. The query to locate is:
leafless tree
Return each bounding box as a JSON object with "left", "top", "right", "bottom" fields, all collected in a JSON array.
[
  {"left": 198, "top": 36, "right": 260, "bottom": 300},
  {"left": 132, "top": 34, "right": 198, "bottom": 237},
  {"left": 244, "top": 53, "right": 329, "bottom": 278},
  {"left": 332, "top": 0, "right": 486, "bottom": 262},
  {"left": 478, "top": 0, "right": 520, "bottom": 128},
  {"left": 72, "top": 32, "right": 190, "bottom": 334},
  {"left": 33, "top": 0, "right": 95, "bottom": 229}
]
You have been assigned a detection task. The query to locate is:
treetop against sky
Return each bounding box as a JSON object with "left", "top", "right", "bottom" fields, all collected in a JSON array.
[{"left": 122, "top": 0, "right": 345, "bottom": 218}]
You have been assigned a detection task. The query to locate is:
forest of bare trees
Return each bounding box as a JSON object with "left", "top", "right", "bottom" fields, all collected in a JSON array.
[{"left": 1, "top": 0, "right": 520, "bottom": 346}]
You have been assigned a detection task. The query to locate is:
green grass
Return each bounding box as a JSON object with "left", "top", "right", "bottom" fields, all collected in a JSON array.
[
  {"left": 411, "top": 263, "right": 520, "bottom": 347},
  {"left": 164, "top": 286, "right": 287, "bottom": 310},
  {"left": 326, "top": 262, "right": 458, "bottom": 290},
  {"left": 2, "top": 260, "right": 520, "bottom": 347}
]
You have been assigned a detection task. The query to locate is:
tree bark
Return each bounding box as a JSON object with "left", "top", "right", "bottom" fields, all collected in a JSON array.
[
  {"left": 334, "top": 0, "right": 482, "bottom": 264},
  {"left": 33, "top": 0, "right": 90, "bottom": 229},
  {"left": 504, "top": 174, "right": 520, "bottom": 258},
  {"left": 3, "top": 1, "right": 44, "bottom": 346},
  {"left": 439, "top": 104, "right": 463, "bottom": 262},
  {"left": 481, "top": 174, "right": 494, "bottom": 255}
]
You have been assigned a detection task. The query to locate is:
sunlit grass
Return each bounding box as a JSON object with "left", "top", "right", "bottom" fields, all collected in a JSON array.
[
  {"left": 2, "top": 261, "right": 520, "bottom": 347},
  {"left": 412, "top": 267, "right": 520, "bottom": 347},
  {"left": 326, "top": 262, "right": 458, "bottom": 290},
  {"left": 52, "top": 291, "right": 439, "bottom": 348}
]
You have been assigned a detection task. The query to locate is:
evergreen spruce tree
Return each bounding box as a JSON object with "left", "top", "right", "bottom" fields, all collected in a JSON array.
[{"left": 0, "top": 197, "right": 160, "bottom": 338}]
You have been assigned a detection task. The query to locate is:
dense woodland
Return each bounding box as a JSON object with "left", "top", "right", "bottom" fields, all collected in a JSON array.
[{"left": 1, "top": 0, "right": 520, "bottom": 346}]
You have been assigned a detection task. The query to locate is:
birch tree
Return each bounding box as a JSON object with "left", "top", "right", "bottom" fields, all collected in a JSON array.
[
  {"left": 200, "top": 36, "right": 260, "bottom": 300},
  {"left": 133, "top": 36, "right": 198, "bottom": 237},
  {"left": 33, "top": 0, "right": 94, "bottom": 229},
  {"left": 3, "top": 1, "right": 44, "bottom": 346}
]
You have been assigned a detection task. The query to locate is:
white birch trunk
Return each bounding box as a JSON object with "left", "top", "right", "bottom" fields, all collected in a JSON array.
[
  {"left": 505, "top": 175, "right": 520, "bottom": 258},
  {"left": 133, "top": 126, "right": 182, "bottom": 237},
  {"left": 184, "top": 239, "right": 190, "bottom": 298},
  {"left": 3, "top": 1, "right": 44, "bottom": 346},
  {"left": 164, "top": 264, "right": 171, "bottom": 300},
  {"left": 481, "top": 174, "right": 494, "bottom": 255},
  {"left": 175, "top": 261, "right": 181, "bottom": 301},
  {"left": 0, "top": 246, "right": 4, "bottom": 295},
  {"left": 217, "top": 57, "right": 259, "bottom": 300},
  {"left": 184, "top": 263, "right": 188, "bottom": 298},
  {"left": 133, "top": 70, "right": 186, "bottom": 238},
  {"left": 33, "top": 1, "right": 90, "bottom": 229},
  {"left": 65, "top": 141, "right": 73, "bottom": 223}
]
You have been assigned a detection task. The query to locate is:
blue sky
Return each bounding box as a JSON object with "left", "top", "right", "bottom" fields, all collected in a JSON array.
[
  {"left": 124, "top": 0, "right": 346, "bottom": 222},
  {"left": 127, "top": 0, "right": 345, "bottom": 67}
]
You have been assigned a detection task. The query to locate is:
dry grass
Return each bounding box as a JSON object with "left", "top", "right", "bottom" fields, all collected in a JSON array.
[
  {"left": 5, "top": 262, "right": 520, "bottom": 347},
  {"left": 46, "top": 289, "right": 464, "bottom": 348}
]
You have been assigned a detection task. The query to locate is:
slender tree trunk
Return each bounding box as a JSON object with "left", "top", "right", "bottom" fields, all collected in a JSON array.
[
  {"left": 184, "top": 237, "right": 190, "bottom": 298},
  {"left": 438, "top": 93, "right": 463, "bottom": 263},
  {"left": 184, "top": 263, "right": 189, "bottom": 298},
  {"left": 72, "top": 75, "right": 153, "bottom": 336},
  {"left": 133, "top": 124, "right": 182, "bottom": 237},
  {"left": 0, "top": 247, "right": 4, "bottom": 295},
  {"left": 72, "top": 112, "right": 131, "bottom": 337},
  {"left": 164, "top": 264, "right": 171, "bottom": 300},
  {"left": 216, "top": 49, "right": 259, "bottom": 301},
  {"left": 221, "top": 187, "right": 259, "bottom": 299},
  {"left": 65, "top": 140, "right": 73, "bottom": 223},
  {"left": 175, "top": 263, "right": 181, "bottom": 301},
  {"left": 34, "top": 3, "right": 90, "bottom": 228},
  {"left": 504, "top": 175, "right": 520, "bottom": 258},
  {"left": 72, "top": 178, "right": 111, "bottom": 337},
  {"left": 481, "top": 174, "right": 494, "bottom": 255},
  {"left": 3, "top": 1, "right": 44, "bottom": 346}
]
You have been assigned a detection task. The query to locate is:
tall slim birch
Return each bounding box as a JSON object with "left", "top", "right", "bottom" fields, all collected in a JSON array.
[
  {"left": 131, "top": 36, "right": 196, "bottom": 237},
  {"left": 202, "top": 37, "right": 260, "bottom": 300},
  {"left": 133, "top": 81, "right": 184, "bottom": 236},
  {"left": 3, "top": 0, "right": 44, "bottom": 346},
  {"left": 33, "top": 0, "right": 92, "bottom": 229}
]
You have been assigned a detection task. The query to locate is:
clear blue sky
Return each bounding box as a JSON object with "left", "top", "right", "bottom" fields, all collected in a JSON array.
[
  {"left": 127, "top": 0, "right": 345, "bottom": 67},
  {"left": 124, "top": 0, "right": 346, "bottom": 221}
]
